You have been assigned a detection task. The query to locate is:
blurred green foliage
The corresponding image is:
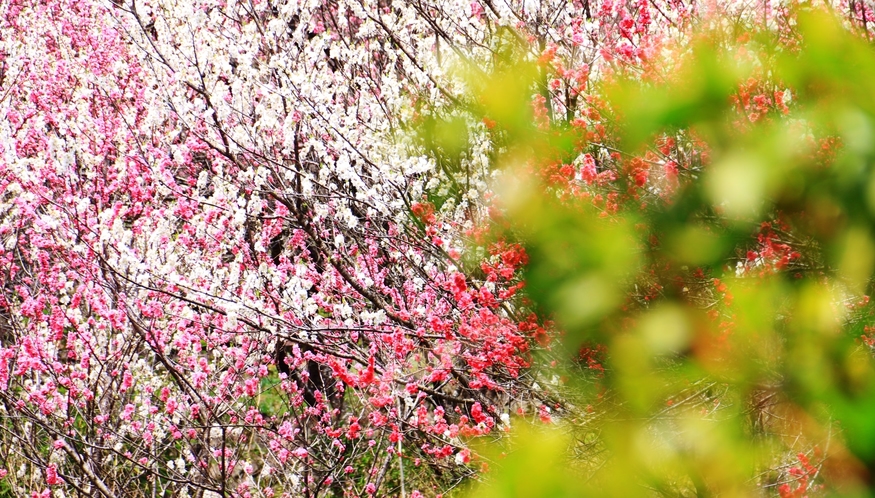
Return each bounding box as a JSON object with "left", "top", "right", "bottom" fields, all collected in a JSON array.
[{"left": 435, "top": 6, "right": 875, "bottom": 497}]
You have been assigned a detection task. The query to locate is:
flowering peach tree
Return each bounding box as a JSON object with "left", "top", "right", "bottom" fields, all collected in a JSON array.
[
  {"left": 5, "top": 0, "right": 875, "bottom": 496},
  {"left": 0, "top": 0, "right": 561, "bottom": 496}
]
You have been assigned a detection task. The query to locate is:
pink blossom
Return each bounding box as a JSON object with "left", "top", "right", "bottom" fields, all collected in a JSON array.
[{"left": 45, "top": 464, "right": 62, "bottom": 486}]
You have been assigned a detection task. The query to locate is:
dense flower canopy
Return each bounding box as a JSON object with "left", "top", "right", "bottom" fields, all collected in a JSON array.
[
  {"left": 5, "top": 0, "right": 875, "bottom": 496},
  {"left": 0, "top": 0, "right": 597, "bottom": 495}
]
